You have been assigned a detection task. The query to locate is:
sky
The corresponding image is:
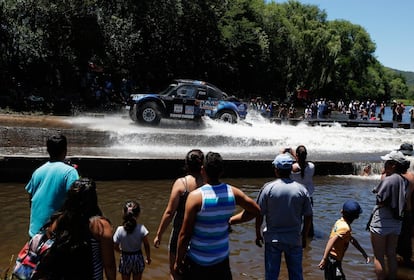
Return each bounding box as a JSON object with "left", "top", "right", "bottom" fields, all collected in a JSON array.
[{"left": 275, "top": 0, "right": 414, "bottom": 72}]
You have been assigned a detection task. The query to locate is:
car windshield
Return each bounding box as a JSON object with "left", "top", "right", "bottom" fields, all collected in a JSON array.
[{"left": 160, "top": 84, "right": 177, "bottom": 96}]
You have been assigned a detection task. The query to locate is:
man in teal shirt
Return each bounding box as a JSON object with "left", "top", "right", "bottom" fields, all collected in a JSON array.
[{"left": 25, "top": 134, "right": 79, "bottom": 237}]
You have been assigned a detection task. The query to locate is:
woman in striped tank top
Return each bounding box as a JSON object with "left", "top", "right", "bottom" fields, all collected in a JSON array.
[{"left": 174, "top": 152, "right": 260, "bottom": 280}]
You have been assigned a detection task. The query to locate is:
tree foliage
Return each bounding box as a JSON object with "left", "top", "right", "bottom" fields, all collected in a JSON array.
[{"left": 0, "top": 0, "right": 409, "bottom": 111}]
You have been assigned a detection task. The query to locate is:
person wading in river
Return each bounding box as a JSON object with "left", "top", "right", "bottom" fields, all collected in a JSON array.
[{"left": 174, "top": 152, "right": 260, "bottom": 280}]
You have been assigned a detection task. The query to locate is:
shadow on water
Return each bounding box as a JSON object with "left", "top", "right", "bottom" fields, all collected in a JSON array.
[{"left": 1, "top": 175, "right": 413, "bottom": 279}]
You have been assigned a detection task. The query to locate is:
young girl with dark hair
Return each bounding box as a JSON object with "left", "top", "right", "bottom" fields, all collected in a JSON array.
[{"left": 113, "top": 200, "right": 151, "bottom": 280}]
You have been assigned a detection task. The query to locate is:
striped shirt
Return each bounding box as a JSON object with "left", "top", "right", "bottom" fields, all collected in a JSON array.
[
  {"left": 188, "top": 183, "right": 235, "bottom": 266},
  {"left": 91, "top": 237, "right": 103, "bottom": 280}
]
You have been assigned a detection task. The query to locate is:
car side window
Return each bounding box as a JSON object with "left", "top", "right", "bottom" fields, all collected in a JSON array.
[
  {"left": 207, "top": 86, "right": 221, "bottom": 100},
  {"left": 176, "top": 85, "right": 196, "bottom": 98}
]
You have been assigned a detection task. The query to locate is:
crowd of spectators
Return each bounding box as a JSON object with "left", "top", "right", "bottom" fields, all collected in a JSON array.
[{"left": 249, "top": 97, "right": 410, "bottom": 123}]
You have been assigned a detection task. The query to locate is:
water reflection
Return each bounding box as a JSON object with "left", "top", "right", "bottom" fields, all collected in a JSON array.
[{"left": 1, "top": 175, "right": 413, "bottom": 279}]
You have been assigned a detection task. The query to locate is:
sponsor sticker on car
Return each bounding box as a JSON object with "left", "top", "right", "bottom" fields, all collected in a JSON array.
[
  {"left": 200, "top": 100, "right": 219, "bottom": 110},
  {"left": 174, "top": 104, "right": 183, "bottom": 113},
  {"left": 185, "top": 105, "right": 195, "bottom": 115}
]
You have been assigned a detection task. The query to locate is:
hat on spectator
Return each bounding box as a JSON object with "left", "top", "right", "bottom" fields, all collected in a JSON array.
[
  {"left": 380, "top": 150, "right": 407, "bottom": 164},
  {"left": 272, "top": 154, "right": 294, "bottom": 170},
  {"left": 342, "top": 200, "right": 362, "bottom": 217},
  {"left": 398, "top": 143, "right": 413, "bottom": 156}
]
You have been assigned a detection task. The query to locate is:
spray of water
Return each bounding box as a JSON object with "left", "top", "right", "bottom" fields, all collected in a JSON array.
[{"left": 67, "top": 110, "right": 414, "bottom": 162}]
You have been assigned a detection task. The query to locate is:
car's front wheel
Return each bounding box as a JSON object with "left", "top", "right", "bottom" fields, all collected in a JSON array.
[
  {"left": 137, "top": 102, "right": 162, "bottom": 125},
  {"left": 218, "top": 110, "right": 237, "bottom": 123}
]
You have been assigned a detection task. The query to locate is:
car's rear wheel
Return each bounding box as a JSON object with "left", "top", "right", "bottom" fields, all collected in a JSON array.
[
  {"left": 218, "top": 110, "right": 237, "bottom": 123},
  {"left": 137, "top": 102, "right": 161, "bottom": 125}
]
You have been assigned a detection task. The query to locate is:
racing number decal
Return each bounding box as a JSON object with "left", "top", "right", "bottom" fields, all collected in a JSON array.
[
  {"left": 174, "top": 104, "right": 183, "bottom": 113},
  {"left": 171, "top": 104, "right": 195, "bottom": 119}
]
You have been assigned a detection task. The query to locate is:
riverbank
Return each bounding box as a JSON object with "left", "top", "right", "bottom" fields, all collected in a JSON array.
[{"left": 0, "top": 156, "right": 355, "bottom": 182}]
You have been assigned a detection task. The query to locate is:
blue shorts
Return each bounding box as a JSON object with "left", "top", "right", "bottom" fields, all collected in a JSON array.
[{"left": 119, "top": 251, "right": 145, "bottom": 275}]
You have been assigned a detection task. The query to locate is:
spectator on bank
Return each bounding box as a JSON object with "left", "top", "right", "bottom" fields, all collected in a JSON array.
[
  {"left": 368, "top": 151, "right": 409, "bottom": 279},
  {"left": 154, "top": 149, "right": 204, "bottom": 279},
  {"left": 380, "top": 101, "right": 386, "bottom": 116},
  {"left": 317, "top": 99, "right": 326, "bottom": 119},
  {"left": 255, "top": 153, "right": 313, "bottom": 280},
  {"left": 395, "top": 103, "right": 405, "bottom": 122},
  {"left": 304, "top": 106, "right": 312, "bottom": 119},
  {"left": 174, "top": 152, "right": 260, "bottom": 280},
  {"left": 25, "top": 134, "right": 79, "bottom": 237}
]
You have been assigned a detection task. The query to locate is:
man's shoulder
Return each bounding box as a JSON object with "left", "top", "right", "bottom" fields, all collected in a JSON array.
[
  {"left": 38, "top": 161, "right": 75, "bottom": 171},
  {"left": 262, "top": 179, "right": 279, "bottom": 189}
]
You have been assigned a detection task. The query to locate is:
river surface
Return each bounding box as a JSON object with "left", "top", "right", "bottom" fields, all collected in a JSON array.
[
  {"left": 2, "top": 107, "right": 412, "bottom": 164},
  {"left": 1, "top": 108, "right": 414, "bottom": 279},
  {"left": 1, "top": 175, "right": 413, "bottom": 279},
  {"left": 66, "top": 106, "right": 413, "bottom": 163}
]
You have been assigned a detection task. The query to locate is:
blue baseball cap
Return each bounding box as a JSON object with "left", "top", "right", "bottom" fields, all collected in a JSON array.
[
  {"left": 342, "top": 200, "right": 362, "bottom": 216},
  {"left": 272, "top": 154, "right": 294, "bottom": 170}
]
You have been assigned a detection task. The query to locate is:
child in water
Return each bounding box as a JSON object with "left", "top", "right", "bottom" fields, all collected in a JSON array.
[
  {"left": 360, "top": 164, "right": 372, "bottom": 176},
  {"left": 113, "top": 200, "right": 151, "bottom": 280},
  {"left": 318, "top": 200, "right": 370, "bottom": 279}
]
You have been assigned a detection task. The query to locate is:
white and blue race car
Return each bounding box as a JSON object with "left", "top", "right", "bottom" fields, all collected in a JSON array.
[{"left": 126, "top": 79, "right": 248, "bottom": 125}]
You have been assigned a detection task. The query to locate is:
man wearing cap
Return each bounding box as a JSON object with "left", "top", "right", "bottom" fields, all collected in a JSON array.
[
  {"left": 368, "top": 151, "right": 410, "bottom": 279},
  {"left": 255, "top": 153, "right": 313, "bottom": 280},
  {"left": 398, "top": 143, "right": 413, "bottom": 157}
]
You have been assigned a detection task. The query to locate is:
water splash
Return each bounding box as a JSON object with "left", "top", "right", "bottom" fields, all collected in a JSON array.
[{"left": 66, "top": 111, "right": 414, "bottom": 162}]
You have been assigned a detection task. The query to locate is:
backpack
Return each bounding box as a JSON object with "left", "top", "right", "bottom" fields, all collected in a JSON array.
[
  {"left": 34, "top": 229, "right": 93, "bottom": 280},
  {"left": 13, "top": 233, "right": 54, "bottom": 280}
]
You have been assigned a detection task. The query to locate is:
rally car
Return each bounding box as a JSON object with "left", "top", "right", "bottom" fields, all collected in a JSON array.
[{"left": 126, "top": 79, "right": 248, "bottom": 125}]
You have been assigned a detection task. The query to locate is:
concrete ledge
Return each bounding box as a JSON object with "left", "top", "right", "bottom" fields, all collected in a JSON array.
[{"left": 0, "top": 156, "right": 355, "bottom": 182}]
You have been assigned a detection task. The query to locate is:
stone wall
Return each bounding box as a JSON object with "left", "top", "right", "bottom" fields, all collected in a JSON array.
[{"left": 0, "top": 156, "right": 354, "bottom": 182}]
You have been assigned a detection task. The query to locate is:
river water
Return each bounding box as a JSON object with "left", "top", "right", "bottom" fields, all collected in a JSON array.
[
  {"left": 1, "top": 176, "right": 413, "bottom": 279},
  {"left": 4, "top": 106, "right": 406, "bottom": 163},
  {"left": 1, "top": 107, "right": 414, "bottom": 279},
  {"left": 1, "top": 106, "right": 413, "bottom": 164}
]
